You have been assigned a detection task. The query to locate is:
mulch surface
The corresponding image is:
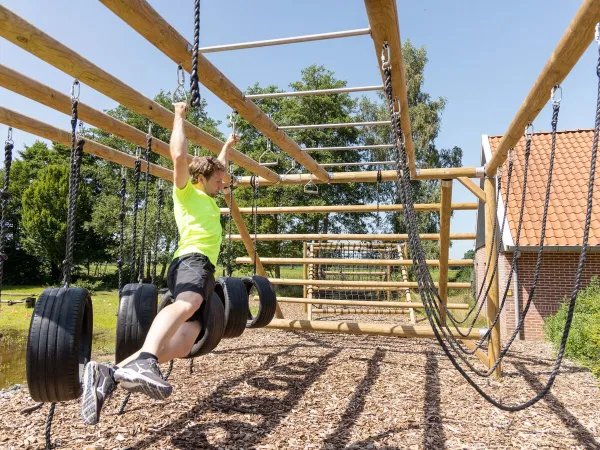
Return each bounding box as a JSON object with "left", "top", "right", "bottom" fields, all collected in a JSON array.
[{"left": 1, "top": 303, "right": 599, "bottom": 449}]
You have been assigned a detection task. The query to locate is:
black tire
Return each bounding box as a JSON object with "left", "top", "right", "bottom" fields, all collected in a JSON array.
[
  {"left": 115, "top": 283, "right": 158, "bottom": 363},
  {"left": 242, "top": 275, "right": 277, "bottom": 328},
  {"left": 157, "top": 291, "right": 225, "bottom": 358},
  {"left": 26, "top": 287, "right": 93, "bottom": 402},
  {"left": 214, "top": 277, "right": 249, "bottom": 338}
]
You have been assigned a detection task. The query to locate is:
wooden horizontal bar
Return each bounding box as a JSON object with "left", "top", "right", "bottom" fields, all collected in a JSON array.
[
  {"left": 269, "top": 278, "right": 471, "bottom": 288},
  {"left": 228, "top": 233, "right": 476, "bottom": 241},
  {"left": 198, "top": 28, "right": 371, "bottom": 53},
  {"left": 413, "top": 167, "right": 482, "bottom": 180},
  {"left": 0, "top": 6, "right": 278, "bottom": 182},
  {"left": 322, "top": 271, "right": 386, "bottom": 275},
  {"left": 457, "top": 177, "right": 486, "bottom": 202},
  {"left": 280, "top": 121, "right": 391, "bottom": 130},
  {"left": 265, "top": 318, "right": 479, "bottom": 338},
  {"left": 246, "top": 86, "right": 383, "bottom": 99},
  {"left": 0, "top": 106, "right": 172, "bottom": 180},
  {"left": 238, "top": 257, "right": 473, "bottom": 266},
  {"left": 302, "top": 144, "right": 394, "bottom": 152},
  {"left": 99, "top": 0, "right": 329, "bottom": 182},
  {"left": 220, "top": 203, "right": 477, "bottom": 215},
  {"left": 235, "top": 167, "right": 480, "bottom": 185},
  {"left": 318, "top": 161, "right": 395, "bottom": 167},
  {"left": 273, "top": 296, "right": 469, "bottom": 309},
  {"left": 485, "top": 0, "right": 600, "bottom": 176},
  {"left": 312, "top": 307, "right": 409, "bottom": 315}
]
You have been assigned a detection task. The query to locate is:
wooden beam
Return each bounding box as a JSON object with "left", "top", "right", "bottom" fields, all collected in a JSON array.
[
  {"left": 273, "top": 297, "right": 469, "bottom": 310},
  {"left": 364, "top": 0, "right": 415, "bottom": 177},
  {"left": 265, "top": 318, "right": 480, "bottom": 339},
  {"left": 224, "top": 192, "right": 283, "bottom": 318},
  {"left": 0, "top": 106, "right": 172, "bottom": 180},
  {"left": 0, "top": 5, "right": 279, "bottom": 183},
  {"left": 312, "top": 307, "right": 408, "bottom": 315},
  {"left": 228, "top": 233, "right": 476, "bottom": 241},
  {"left": 269, "top": 278, "right": 471, "bottom": 289},
  {"left": 234, "top": 167, "right": 480, "bottom": 186},
  {"left": 438, "top": 180, "right": 453, "bottom": 324},
  {"left": 457, "top": 177, "right": 486, "bottom": 202},
  {"left": 484, "top": 177, "right": 501, "bottom": 377},
  {"left": 460, "top": 338, "right": 490, "bottom": 368},
  {"left": 238, "top": 257, "right": 473, "bottom": 267},
  {"left": 484, "top": 0, "right": 600, "bottom": 176},
  {"left": 98, "top": 0, "right": 329, "bottom": 182},
  {"left": 220, "top": 202, "right": 478, "bottom": 215}
]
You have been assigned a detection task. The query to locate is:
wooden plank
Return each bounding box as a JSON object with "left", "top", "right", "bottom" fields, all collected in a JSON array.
[
  {"left": 0, "top": 5, "right": 279, "bottom": 183},
  {"left": 457, "top": 177, "right": 486, "bottom": 202},
  {"left": 269, "top": 278, "right": 471, "bottom": 288},
  {"left": 485, "top": 0, "right": 600, "bottom": 176},
  {"left": 272, "top": 297, "right": 469, "bottom": 310},
  {"left": 364, "top": 0, "right": 415, "bottom": 176},
  {"left": 98, "top": 0, "right": 329, "bottom": 182},
  {"left": 0, "top": 106, "right": 172, "bottom": 180},
  {"left": 235, "top": 167, "right": 480, "bottom": 185},
  {"left": 438, "top": 180, "right": 453, "bottom": 324},
  {"left": 265, "top": 318, "right": 480, "bottom": 339},
  {"left": 220, "top": 203, "right": 479, "bottom": 214},
  {"left": 237, "top": 257, "right": 473, "bottom": 267},
  {"left": 484, "top": 177, "right": 501, "bottom": 377},
  {"left": 224, "top": 192, "right": 283, "bottom": 318},
  {"left": 228, "top": 233, "right": 476, "bottom": 241}
]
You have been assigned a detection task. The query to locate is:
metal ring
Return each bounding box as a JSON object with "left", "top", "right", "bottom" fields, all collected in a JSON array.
[
  {"left": 380, "top": 41, "right": 391, "bottom": 70},
  {"left": 121, "top": 167, "right": 127, "bottom": 178},
  {"left": 158, "top": 178, "right": 164, "bottom": 189},
  {"left": 507, "top": 147, "right": 514, "bottom": 163},
  {"left": 193, "top": 146, "right": 199, "bottom": 157},
  {"left": 596, "top": 23, "right": 600, "bottom": 43},
  {"left": 392, "top": 97, "right": 401, "bottom": 114},
  {"left": 147, "top": 123, "right": 153, "bottom": 138},
  {"left": 177, "top": 64, "right": 185, "bottom": 86},
  {"left": 551, "top": 84, "right": 562, "bottom": 104},
  {"left": 135, "top": 146, "right": 141, "bottom": 160},
  {"left": 5, "top": 127, "right": 13, "bottom": 145},
  {"left": 525, "top": 122, "right": 534, "bottom": 141},
  {"left": 70, "top": 80, "right": 80, "bottom": 101}
]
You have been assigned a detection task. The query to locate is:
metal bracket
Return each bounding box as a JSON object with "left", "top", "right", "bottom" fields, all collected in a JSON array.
[{"left": 476, "top": 166, "right": 486, "bottom": 178}]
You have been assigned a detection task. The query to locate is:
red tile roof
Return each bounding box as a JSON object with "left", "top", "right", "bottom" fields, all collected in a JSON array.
[{"left": 487, "top": 129, "right": 600, "bottom": 247}]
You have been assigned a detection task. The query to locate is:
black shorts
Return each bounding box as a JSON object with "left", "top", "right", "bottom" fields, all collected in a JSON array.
[{"left": 166, "top": 253, "right": 216, "bottom": 323}]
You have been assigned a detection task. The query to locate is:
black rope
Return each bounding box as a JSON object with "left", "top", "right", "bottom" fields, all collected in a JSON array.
[
  {"left": 45, "top": 402, "right": 56, "bottom": 450},
  {"left": 151, "top": 182, "right": 164, "bottom": 285},
  {"left": 226, "top": 172, "right": 233, "bottom": 277},
  {"left": 117, "top": 392, "right": 131, "bottom": 415},
  {"left": 138, "top": 139, "right": 152, "bottom": 282},
  {"left": 62, "top": 90, "right": 84, "bottom": 287},
  {"left": 129, "top": 155, "right": 142, "bottom": 284},
  {"left": 117, "top": 172, "right": 127, "bottom": 293},
  {"left": 189, "top": 0, "right": 201, "bottom": 107},
  {"left": 251, "top": 175, "right": 259, "bottom": 275},
  {"left": 164, "top": 359, "right": 174, "bottom": 380},
  {"left": 0, "top": 130, "right": 14, "bottom": 297},
  {"left": 189, "top": 358, "right": 194, "bottom": 374}
]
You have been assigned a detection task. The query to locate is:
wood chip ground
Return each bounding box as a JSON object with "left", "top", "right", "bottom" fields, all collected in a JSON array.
[{"left": 1, "top": 303, "right": 599, "bottom": 449}]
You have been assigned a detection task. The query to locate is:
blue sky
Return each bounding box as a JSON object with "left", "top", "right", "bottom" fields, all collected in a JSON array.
[{"left": 0, "top": 0, "right": 598, "bottom": 258}]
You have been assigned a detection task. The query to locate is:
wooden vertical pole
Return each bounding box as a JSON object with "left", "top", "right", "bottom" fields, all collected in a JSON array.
[
  {"left": 484, "top": 177, "right": 501, "bottom": 377},
  {"left": 307, "top": 243, "right": 314, "bottom": 320},
  {"left": 302, "top": 242, "right": 308, "bottom": 313},
  {"left": 438, "top": 180, "right": 453, "bottom": 324},
  {"left": 224, "top": 192, "right": 283, "bottom": 319},
  {"left": 399, "top": 243, "right": 415, "bottom": 324}
]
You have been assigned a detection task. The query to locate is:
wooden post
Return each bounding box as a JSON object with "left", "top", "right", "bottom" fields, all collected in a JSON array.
[
  {"left": 0, "top": 106, "right": 173, "bottom": 180},
  {"left": 399, "top": 243, "right": 415, "bottom": 324},
  {"left": 307, "top": 243, "right": 314, "bottom": 320},
  {"left": 302, "top": 242, "right": 308, "bottom": 313},
  {"left": 0, "top": 6, "right": 279, "bottom": 183},
  {"left": 224, "top": 191, "right": 283, "bottom": 319},
  {"left": 438, "top": 180, "right": 453, "bottom": 324},
  {"left": 484, "top": 177, "right": 501, "bottom": 377}
]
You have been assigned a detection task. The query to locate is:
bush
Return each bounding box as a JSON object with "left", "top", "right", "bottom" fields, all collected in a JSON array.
[
  {"left": 74, "top": 278, "right": 103, "bottom": 294},
  {"left": 544, "top": 277, "right": 600, "bottom": 377}
]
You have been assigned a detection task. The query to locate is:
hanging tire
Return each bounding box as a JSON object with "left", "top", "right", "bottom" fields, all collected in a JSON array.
[
  {"left": 157, "top": 291, "right": 225, "bottom": 358},
  {"left": 115, "top": 283, "right": 158, "bottom": 363},
  {"left": 214, "top": 277, "right": 249, "bottom": 338},
  {"left": 26, "top": 287, "right": 93, "bottom": 402},
  {"left": 242, "top": 275, "right": 277, "bottom": 328}
]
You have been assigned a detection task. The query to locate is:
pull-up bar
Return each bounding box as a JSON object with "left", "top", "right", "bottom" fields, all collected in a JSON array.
[
  {"left": 198, "top": 28, "right": 371, "bottom": 53},
  {"left": 280, "top": 120, "right": 391, "bottom": 130},
  {"left": 318, "top": 161, "right": 395, "bottom": 167},
  {"left": 302, "top": 144, "right": 394, "bottom": 152},
  {"left": 245, "top": 85, "right": 383, "bottom": 100}
]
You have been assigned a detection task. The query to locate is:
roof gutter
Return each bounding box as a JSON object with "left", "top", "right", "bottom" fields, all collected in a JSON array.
[{"left": 504, "top": 245, "right": 600, "bottom": 253}]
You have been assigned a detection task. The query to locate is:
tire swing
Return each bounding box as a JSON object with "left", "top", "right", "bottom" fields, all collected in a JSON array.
[
  {"left": 115, "top": 130, "right": 158, "bottom": 363},
  {"left": 213, "top": 164, "right": 250, "bottom": 338},
  {"left": 26, "top": 81, "right": 93, "bottom": 403},
  {"left": 243, "top": 175, "right": 277, "bottom": 328}
]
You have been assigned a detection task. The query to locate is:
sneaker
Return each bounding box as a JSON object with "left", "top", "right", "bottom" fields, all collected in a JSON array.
[
  {"left": 80, "top": 361, "right": 116, "bottom": 425},
  {"left": 113, "top": 358, "right": 172, "bottom": 400}
]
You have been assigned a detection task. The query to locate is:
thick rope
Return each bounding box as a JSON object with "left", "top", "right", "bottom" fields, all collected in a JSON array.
[
  {"left": 45, "top": 402, "right": 56, "bottom": 450},
  {"left": 151, "top": 183, "right": 164, "bottom": 285},
  {"left": 117, "top": 173, "right": 127, "bottom": 293},
  {"left": 251, "top": 175, "right": 259, "bottom": 275},
  {"left": 138, "top": 140, "right": 151, "bottom": 282},
  {"left": 129, "top": 157, "right": 141, "bottom": 284},
  {"left": 0, "top": 134, "right": 14, "bottom": 297},
  {"left": 189, "top": 0, "right": 201, "bottom": 107},
  {"left": 226, "top": 172, "right": 233, "bottom": 277}
]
